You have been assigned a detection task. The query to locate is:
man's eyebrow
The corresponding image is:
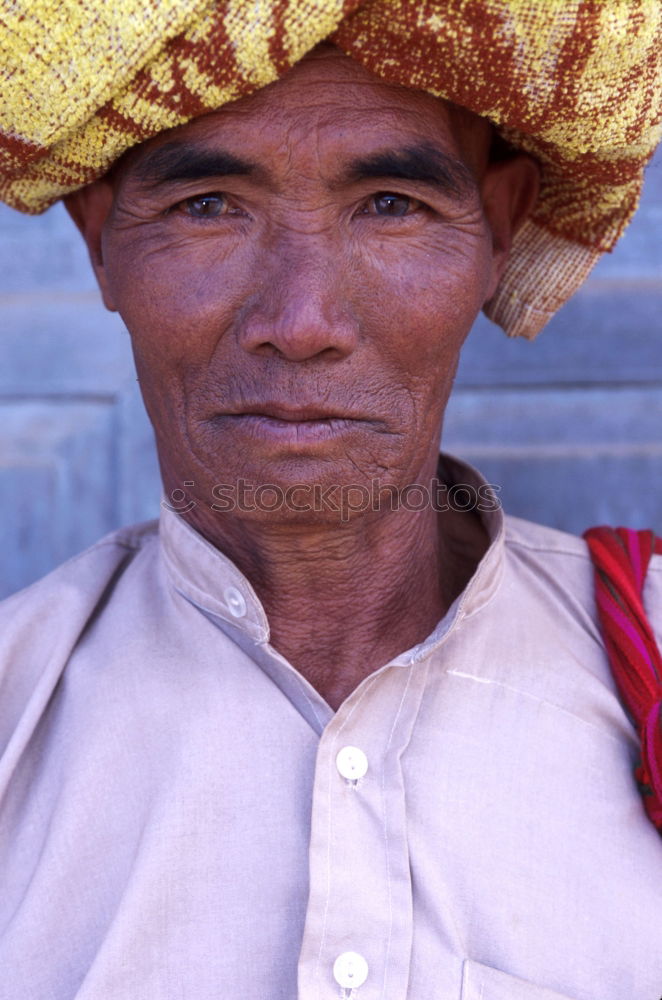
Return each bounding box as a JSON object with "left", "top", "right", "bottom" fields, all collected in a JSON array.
[
  {"left": 130, "top": 142, "right": 260, "bottom": 187},
  {"left": 343, "top": 143, "right": 476, "bottom": 199}
]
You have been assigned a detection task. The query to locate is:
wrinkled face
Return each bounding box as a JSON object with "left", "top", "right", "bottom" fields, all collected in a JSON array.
[{"left": 74, "top": 48, "right": 533, "bottom": 522}]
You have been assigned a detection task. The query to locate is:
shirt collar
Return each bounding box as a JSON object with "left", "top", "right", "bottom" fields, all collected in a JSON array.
[
  {"left": 159, "top": 452, "right": 505, "bottom": 651},
  {"left": 160, "top": 504, "right": 270, "bottom": 643}
]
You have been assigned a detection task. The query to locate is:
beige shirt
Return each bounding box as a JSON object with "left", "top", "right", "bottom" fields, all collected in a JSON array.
[{"left": 0, "top": 456, "right": 661, "bottom": 1000}]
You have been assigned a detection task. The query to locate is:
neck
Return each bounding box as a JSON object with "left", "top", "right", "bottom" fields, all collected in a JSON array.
[{"left": 182, "top": 482, "right": 487, "bottom": 710}]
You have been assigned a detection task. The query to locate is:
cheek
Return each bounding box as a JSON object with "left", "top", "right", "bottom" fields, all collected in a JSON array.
[
  {"left": 104, "top": 228, "right": 251, "bottom": 369},
  {"left": 351, "top": 229, "right": 491, "bottom": 383}
]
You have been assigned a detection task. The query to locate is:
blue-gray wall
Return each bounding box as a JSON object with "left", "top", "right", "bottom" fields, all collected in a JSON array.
[{"left": 1, "top": 149, "right": 660, "bottom": 598}]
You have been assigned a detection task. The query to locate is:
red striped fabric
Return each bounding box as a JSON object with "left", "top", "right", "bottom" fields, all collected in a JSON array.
[{"left": 584, "top": 527, "right": 662, "bottom": 833}]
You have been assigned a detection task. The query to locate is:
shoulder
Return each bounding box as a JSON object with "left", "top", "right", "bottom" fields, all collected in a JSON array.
[
  {"left": 503, "top": 514, "right": 662, "bottom": 636},
  {"left": 505, "top": 516, "right": 662, "bottom": 692},
  {"left": 0, "top": 519, "right": 159, "bottom": 626},
  {"left": 0, "top": 520, "right": 159, "bottom": 753},
  {"left": 504, "top": 513, "right": 589, "bottom": 560},
  {"left": 502, "top": 514, "right": 596, "bottom": 612}
]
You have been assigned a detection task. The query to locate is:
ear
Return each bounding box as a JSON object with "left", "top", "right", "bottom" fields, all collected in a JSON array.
[
  {"left": 480, "top": 154, "right": 540, "bottom": 301},
  {"left": 64, "top": 181, "right": 117, "bottom": 311}
]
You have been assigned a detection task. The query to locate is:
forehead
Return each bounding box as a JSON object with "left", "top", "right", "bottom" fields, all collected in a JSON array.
[{"left": 117, "top": 47, "right": 490, "bottom": 183}]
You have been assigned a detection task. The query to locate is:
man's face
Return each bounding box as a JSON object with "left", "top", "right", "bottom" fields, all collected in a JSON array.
[{"left": 74, "top": 48, "right": 531, "bottom": 524}]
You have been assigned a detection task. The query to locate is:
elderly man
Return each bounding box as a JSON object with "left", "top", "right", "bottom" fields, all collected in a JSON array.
[{"left": 1, "top": 3, "right": 661, "bottom": 999}]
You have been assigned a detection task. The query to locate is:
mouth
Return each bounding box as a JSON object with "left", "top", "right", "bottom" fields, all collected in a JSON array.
[
  {"left": 229, "top": 403, "right": 357, "bottom": 422},
  {"left": 214, "top": 403, "right": 368, "bottom": 446}
]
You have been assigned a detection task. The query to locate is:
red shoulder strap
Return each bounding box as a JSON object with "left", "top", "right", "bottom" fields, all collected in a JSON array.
[{"left": 583, "top": 526, "right": 662, "bottom": 833}]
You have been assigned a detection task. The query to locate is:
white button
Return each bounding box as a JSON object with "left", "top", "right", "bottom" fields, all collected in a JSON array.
[
  {"left": 336, "top": 746, "right": 368, "bottom": 781},
  {"left": 224, "top": 586, "right": 246, "bottom": 618},
  {"left": 333, "top": 951, "right": 369, "bottom": 990}
]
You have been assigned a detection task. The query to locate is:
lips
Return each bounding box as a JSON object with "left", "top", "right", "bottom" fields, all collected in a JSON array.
[
  {"left": 213, "top": 404, "right": 365, "bottom": 447},
  {"left": 225, "top": 403, "right": 357, "bottom": 422}
]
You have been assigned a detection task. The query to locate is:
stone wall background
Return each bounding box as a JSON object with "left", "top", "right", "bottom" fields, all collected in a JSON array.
[{"left": 1, "top": 148, "right": 660, "bottom": 598}]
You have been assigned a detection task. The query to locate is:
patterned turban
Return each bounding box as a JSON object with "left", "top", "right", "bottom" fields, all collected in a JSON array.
[{"left": 1, "top": 0, "right": 660, "bottom": 339}]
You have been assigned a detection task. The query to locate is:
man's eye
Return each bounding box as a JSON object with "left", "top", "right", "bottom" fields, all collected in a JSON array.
[
  {"left": 179, "top": 194, "right": 227, "bottom": 218},
  {"left": 367, "top": 192, "right": 420, "bottom": 217}
]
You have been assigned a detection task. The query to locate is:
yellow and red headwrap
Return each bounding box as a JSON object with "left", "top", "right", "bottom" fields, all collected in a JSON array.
[{"left": 1, "top": 0, "right": 660, "bottom": 338}]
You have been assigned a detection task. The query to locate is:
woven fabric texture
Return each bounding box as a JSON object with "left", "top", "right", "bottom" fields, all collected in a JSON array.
[
  {"left": 1, "top": 0, "right": 661, "bottom": 338},
  {"left": 584, "top": 526, "right": 662, "bottom": 834}
]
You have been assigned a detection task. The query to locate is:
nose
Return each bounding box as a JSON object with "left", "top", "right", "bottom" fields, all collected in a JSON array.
[{"left": 236, "top": 249, "right": 359, "bottom": 362}]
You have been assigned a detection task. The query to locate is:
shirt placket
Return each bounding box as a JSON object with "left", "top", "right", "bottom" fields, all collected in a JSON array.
[{"left": 297, "top": 656, "right": 431, "bottom": 1000}]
